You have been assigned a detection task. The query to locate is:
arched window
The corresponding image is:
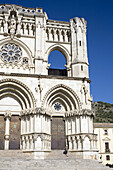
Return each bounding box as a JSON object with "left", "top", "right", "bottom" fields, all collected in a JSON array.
[{"left": 48, "top": 50, "right": 67, "bottom": 76}]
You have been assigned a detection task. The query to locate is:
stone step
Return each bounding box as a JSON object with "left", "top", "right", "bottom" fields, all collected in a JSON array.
[
  {"left": 47, "top": 150, "right": 81, "bottom": 159},
  {"left": 0, "top": 150, "right": 32, "bottom": 158},
  {"left": 0, "top": 150, "right": 112, "bottom": 170}
]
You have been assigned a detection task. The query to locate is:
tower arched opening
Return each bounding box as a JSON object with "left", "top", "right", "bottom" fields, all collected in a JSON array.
[{"left": 48, "top": 50, "right": 67, "bottom": 76}]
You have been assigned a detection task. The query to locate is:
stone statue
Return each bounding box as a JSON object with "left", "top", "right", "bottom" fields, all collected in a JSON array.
[{"left": 9, "top": 14, "right": 16, "bottom": 38}]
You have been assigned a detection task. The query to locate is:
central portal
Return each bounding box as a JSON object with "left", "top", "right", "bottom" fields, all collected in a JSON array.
[{"left": 51, "top": 117, "right": 66, "bottom": 150}]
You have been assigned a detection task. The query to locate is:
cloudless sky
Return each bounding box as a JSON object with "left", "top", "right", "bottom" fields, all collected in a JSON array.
[{"left": 1, "top": 0, "right": 113, "bottom": 104}]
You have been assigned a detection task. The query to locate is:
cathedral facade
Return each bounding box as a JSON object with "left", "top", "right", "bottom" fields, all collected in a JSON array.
[{"left": 0, "top": 4, "right": 98, "bottom": 159}]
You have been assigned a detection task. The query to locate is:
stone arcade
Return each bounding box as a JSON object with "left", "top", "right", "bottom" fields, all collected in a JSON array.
[{"left": 0, "top": 4, "right": 98, "bottom": 159}]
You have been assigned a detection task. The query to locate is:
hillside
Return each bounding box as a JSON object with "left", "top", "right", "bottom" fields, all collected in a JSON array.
[{"left": 92, "top": 101, "right": 113, "bottom": 123}]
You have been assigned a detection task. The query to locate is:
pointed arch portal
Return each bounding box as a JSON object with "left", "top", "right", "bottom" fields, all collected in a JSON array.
[
  {"left": 42, "top": 84, "right": 81, "bottom": 150},
  {"left": 0, "top": 78, "right": 36, "bottom": 150}
]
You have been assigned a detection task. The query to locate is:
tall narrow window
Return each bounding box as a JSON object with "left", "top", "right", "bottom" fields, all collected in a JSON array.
[
  {"left": 81, "top": 65, "right": 83, "bottom": 71},
  {"left": 79, "top": 41, "right": 82, "bottom": 46},
  {"left": 105, "top": 142, "right": 110, "bottom": 152}
]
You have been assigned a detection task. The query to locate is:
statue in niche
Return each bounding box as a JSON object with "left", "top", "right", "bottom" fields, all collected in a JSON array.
[{"left": 9, "top": 14, "right": 16, "bottom": 39}]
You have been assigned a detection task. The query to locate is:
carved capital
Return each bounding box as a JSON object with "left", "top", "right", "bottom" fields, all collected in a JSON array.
[{"left": 4, "top": 111, "right": 12, "bottom": 120}]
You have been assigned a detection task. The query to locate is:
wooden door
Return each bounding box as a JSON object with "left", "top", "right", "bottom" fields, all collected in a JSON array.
[
  {"left": 9, "top": 116, "right": 20, "bottom": 149},
  {"left": 51, "top": 117, "right": 65, "bottom": 150},
  {"left": 0, "top": 116, "right": 5, "bottom": 149}
]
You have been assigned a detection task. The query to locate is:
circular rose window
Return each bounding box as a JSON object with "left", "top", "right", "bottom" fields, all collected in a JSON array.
[
  {"left": 0, "top": 44, "right": 22, "bottom": 63},
  {"left": 54, "top": 102, "right": 62, "bottom": 111}
]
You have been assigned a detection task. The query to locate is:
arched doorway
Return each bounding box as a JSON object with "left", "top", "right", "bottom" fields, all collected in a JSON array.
[
  {"left": 48, "top": 50, "right": 67, "bottom": 76},
  {"left": 42, "top": 84, "right": 80, "bottom": 150},
  {"left": 0, "top": 79, "right": 36, "bottom": 150},
  {"left": 0, "top": 97, "right": 21, "bottom": 150}
]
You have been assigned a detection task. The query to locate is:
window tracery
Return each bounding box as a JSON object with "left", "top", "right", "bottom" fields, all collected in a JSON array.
[
  {"left": 0, "top": 43, "right": 22, "bottom": 63},
  {"left": 23, "top": 57, "right": 28, "bottom": 64},
  {"left": 54, "top": 102, "right": 62, "bottom": 111}
]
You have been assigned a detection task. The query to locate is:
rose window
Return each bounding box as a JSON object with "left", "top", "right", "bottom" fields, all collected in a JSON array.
[
  {"left": 0, "top": 44, "right": 22, "bottom": 63},
  {"left": 54, "top": 102, "right": 62, "bottom": 111}
]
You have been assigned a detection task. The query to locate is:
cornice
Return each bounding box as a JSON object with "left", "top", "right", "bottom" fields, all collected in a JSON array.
[{"left": 0, "top": 72, "right": 91, "bottom": 83}]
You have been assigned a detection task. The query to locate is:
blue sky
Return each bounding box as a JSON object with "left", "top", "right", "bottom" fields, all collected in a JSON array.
[{"left": 1, "top": 0, "right": 113, "bottom": 103}]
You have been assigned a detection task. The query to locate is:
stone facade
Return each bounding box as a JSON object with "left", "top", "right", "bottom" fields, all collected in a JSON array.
[
  {"left": 0, "top": 4, "right": 98, "bottom": 159},
  {"left": 94, "top": 123, "right": 113, "bottom": 165}
]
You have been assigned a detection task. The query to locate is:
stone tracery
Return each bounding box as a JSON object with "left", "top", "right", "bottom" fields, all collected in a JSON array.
[{"left": 0, "top": 43, "right": 22, "bottom": 63}]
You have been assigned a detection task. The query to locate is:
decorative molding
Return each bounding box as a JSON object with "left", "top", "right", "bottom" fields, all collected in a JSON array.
[
  {"left": 65, "top": 109, "right": 95, "bottom": 117},
  {"left": 0, "top": 78, "right": 36, "bottom": 108},
  {"left": 42, "top": 84, "right": 82, "bottom": 110},
  {"left": 103, "top": 137, "right": 111, "bottom": 141}
]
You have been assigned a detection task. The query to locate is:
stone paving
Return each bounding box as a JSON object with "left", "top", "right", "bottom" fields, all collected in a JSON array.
[{"left": 0, "top": 150, "right": 112, "bottom": 170}]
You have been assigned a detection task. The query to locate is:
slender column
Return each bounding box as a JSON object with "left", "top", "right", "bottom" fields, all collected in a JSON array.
[
  {"left": 68, "top": 136, "right": 71, "bottom": 150},
  {"left": 17, "top": 19, "right": 21, "bottom": 36},
  {"left": 46, "top": 28, "right": 49, "bottom": 40},
  {"left": 74, "top": 139, "right": 77, "bottom": 150},
  {"left": 65, "top": 118, "right": 68, "bottom": 135},
  {"left": 21, "top": 117, "right": 26, "bottom": 134},
  {"left": 29, "top": 136, "right": 34, "bottom": 149},
  {"left": 54, "top": 29, "right": 57, "bottom": 41},
  {"left": 29, "top": 135, "right": 32, "bottom": 149},
  {"left": 90, "top": 139, "right": 93, "bottom": 149},
  {"left": 49, "top": 28, "right": 53, "bottom": 41},
  {"left": 24, "top": 23, "right": 28, "bottom": 35},
  {"left": 28, "top": 23, "right": 32, "bottom": 36},
  {"left": 76, "top": 116, "right": 80, "bottom": 133},
  {"left": 4, "top": 15, "right": 9, "bottom": 35},
  {"left": 78, "top": 139, "right": 81, "bottom": 150},
  {"left": 72, "top": 118, "right": 75, "bottom": 134},
  {"left": 25, "top": 136, "right": 29, "bottom": 149},
  {"left": 26, "top": 116, "right": 30, "bottom": 133},
  {"left": 33, "top": 134, "right": 38, "bottom": 149},
  {"left": 0, "top": 21, "right": 2, "bottom": 32},
  {"left": 4, "top": 111, "right": 11, "bottom": 150},
  {"left": 65, "top": 30, "right": 68, "bottom": 42},
  {"left": 21, "top": 136, "right": 25, "bottom": 149},
  {"left": 30, "top": 115, "right": 34, "bottom": 133},
  {"left": 60, "top": 29, "right": 63, "bottom": 42}
]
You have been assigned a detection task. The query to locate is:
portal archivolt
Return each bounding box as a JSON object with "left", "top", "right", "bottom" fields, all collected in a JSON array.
[
  {"left": 42, "top": 84, "right": 82, "bottom": 114},
  {"left": 0, "top": 78, "right": 36, "bottom": 110}
]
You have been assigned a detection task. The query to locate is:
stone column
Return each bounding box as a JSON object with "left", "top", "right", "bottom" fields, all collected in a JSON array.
[
  {"left": 54, "top": 29, "right": 57, "bottom": 41},
  {"left": 24, "top": 23, "right": 28, "bottom": 35},
  {"left": 74, "top": 139, "right": 77, "bottom": 150},
  {"left": 49, "top": 28, "right": 53, "bottom": 41},
  {"left": 64, "top": 30, "right": 67, "bottom": 42},
  {"left": 4, "top": 111, "right": 11, "bottom": 150},
  {"left": 4, "top": 16, "right": 8, "bottom": 35},
  {"left": 17, "top": 18, "right": 21, "bottom": 36}
]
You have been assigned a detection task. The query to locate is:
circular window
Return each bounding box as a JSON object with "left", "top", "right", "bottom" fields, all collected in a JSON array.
[
  {"left": 54, "top": 102, "right": 62, "bottom": 111},
  {"left": 0, "top": 44, "right": 22, "bottom": 63}
]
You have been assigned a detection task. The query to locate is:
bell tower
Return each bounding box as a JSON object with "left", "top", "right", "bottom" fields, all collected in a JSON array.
[{"left": 70, "top": 17, "right": 89, "bottom": 78}]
